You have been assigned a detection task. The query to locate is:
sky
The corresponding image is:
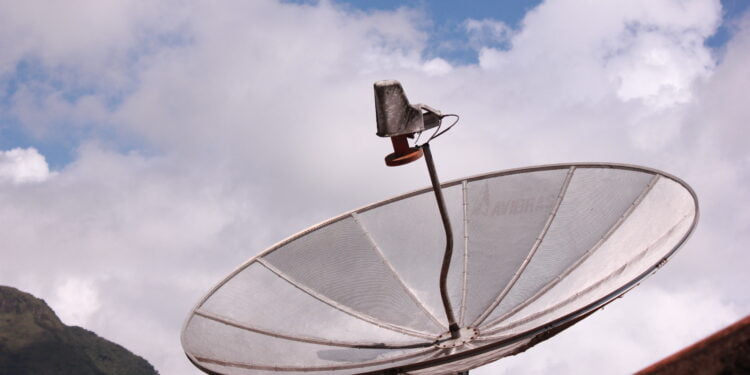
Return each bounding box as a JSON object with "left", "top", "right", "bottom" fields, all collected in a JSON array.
[{"left": 0, "top": 0, "right": 748, "bottom": 374}]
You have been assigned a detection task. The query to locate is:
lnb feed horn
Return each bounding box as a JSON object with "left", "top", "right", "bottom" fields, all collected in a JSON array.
[{"left": 374, "top": 80, "right": 442, "bottom": 166}]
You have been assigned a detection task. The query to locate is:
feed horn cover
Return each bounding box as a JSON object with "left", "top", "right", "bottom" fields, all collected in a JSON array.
[
  {"left": 374, "top": 80, "right": 444, "bottom": 166},
  {"left": 181, "top": 163, "right": 698, "bottom": 375},
  {"left": 374, "top": 80, "right": 441, "bottom": 138}
]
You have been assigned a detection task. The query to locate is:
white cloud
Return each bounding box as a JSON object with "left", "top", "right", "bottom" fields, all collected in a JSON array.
[
  {"left": 603, "top": 23, "right": 715, "bottom": 108},
  {"left": 0, "top": 0, "right": 177, "bottom": 82},
  {"left": 0, "top": 147, "right": 51, "bottom": 183},
  {"left": 51, "top": 277, "right": 102, "bottom": 327},
  {"left": 423, "top": 57, "right": 453, "bottom": 76},
  {"left": 8, "top": 85, "right": 111, "bottom": 138},
  {"left": 0, "top": 0, "right": 747, "bottom": 374}
]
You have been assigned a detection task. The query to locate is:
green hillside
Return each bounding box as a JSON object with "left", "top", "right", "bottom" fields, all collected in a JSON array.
[{"left": 0, "top": 285, "right": 159, "bottom": 375}]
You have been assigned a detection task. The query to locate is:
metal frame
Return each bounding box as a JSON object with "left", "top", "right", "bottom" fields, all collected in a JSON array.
[{"left": 181, "top": 162, "right": 699, "bottom": 375}]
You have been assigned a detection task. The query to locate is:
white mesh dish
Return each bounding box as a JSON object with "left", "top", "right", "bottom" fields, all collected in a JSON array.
[{"left": 182, "top": 163, "right": 698, "bottom": 375}]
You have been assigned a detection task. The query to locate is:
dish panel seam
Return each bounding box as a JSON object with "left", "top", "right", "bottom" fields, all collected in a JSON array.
[
  {"left": 256, "top": 258, "right": 438, "bottom": 340},
  {"left": 352, "top": 213, "right": 447, "bottom": 330},
  {"left": 480, "top": 174, "right": 661, "bottom": 330},
  {"left": 471, "top": 166, "right": 576, "bottom": 327},
  {"left": 480, "top": 211, "right": 689, "bottom": 337},
  {"left": 459, "top": 180, "right": 470, "bottom": 326}
]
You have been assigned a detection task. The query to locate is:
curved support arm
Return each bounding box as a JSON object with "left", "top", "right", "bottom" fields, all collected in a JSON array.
[{"left": 422, "top": 142, "right": 460, "bottom": 339}]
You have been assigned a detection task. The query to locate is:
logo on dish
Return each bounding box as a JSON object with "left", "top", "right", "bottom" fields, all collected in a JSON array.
[{"left": 472, "top": 183, "right": 556, "bottom": 216}]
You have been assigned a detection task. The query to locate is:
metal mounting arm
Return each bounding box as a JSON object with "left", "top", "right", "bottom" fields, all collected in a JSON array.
[{"left": 422, "top": 142, "right": 460, "bottom": 340}]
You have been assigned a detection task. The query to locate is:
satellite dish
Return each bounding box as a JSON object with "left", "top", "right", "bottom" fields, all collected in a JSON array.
[{"left": 181, "top": 82, "right": 698, "bottom": 375}]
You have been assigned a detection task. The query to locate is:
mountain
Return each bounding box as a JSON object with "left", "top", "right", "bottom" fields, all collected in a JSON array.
[{"left": 0, "top": 285, "right": 159, "bottom": 375}]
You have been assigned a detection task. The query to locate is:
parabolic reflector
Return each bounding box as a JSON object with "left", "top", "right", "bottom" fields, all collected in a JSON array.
[{"left": 181, "top": 163, "right": 698, "bottom": 375}]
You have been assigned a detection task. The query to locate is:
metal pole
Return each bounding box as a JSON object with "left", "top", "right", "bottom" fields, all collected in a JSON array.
[{"left": 422, "top": 142, "right": 460, "bottom": 340}]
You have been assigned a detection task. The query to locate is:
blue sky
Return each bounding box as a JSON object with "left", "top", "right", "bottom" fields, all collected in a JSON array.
[
  {"left": 334, "top": 0, "right": 544, "bottom": 61},
  {"left": 337, "top": 0, "right": 749, "bottom": 56},
  {"left": 1, "top": 1, "right": 749, "bottom": 374},
  {"left": 2, "top": 0, "right": 748, "bottom": 170},
  {"left": 708, "top": 0, "right": 750, "bottom": 46}
]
